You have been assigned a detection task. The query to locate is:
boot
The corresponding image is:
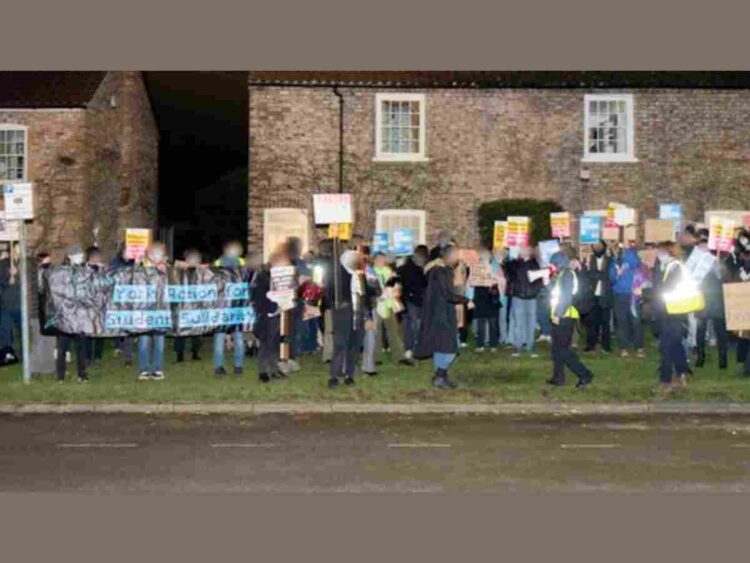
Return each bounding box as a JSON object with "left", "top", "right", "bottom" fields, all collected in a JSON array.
[
  {"left": 432, "top": 368, "right": 457, "bottom": 389},
  {"left": 695, "top": 347, "right": 705, "bottom": 368},
  {"left": 719, "top": 351, "right": 728, "bottom": 370}
]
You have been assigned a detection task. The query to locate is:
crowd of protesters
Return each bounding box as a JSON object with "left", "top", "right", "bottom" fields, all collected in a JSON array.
[{"left": 3, "top": 220, "right": 750, "bottom": 395}]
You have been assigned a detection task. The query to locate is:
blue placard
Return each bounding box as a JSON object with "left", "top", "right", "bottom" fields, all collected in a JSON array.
[
  {"left": 112, "top": 284, "right": 158, "bottom": 303},
  {"left": 391, "top": 228, "right": 415, "bottom": 256},
  {"left": 659, "top": 203, "right": 683, "bottom": 233},
  {"left": 579, "top": 216, "right": 602, "bottom": 244},
  {"left": 165, "top": 284, "right": 218, "bottom": 303},
  {"left": 104, "top": 310, "right": 173, "bottom": 330},
  {"left": 372, "top": 232, "right": 389, "bottom": 254},
  {"left": 538, "top": 239, "right": 560, "bottom": 267},
  {"left": 224, "top": 282, "right": 250, "bottom": 300},
  {"left": 178, "top": 307, "right": 255, "bottom": 328}
]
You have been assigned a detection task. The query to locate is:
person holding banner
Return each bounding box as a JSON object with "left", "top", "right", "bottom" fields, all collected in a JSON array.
[
  {"left": 55, "top": 245, "right": 90, "bottom": 383},
  {"left": 137, "top": 241, "right": 169, "bottom": 381},
  {"left": 212, "top": 240, "right": 247, "bottom": 377},
  {"left": 173, "top": 248, "right": 205, "bottom": 364}
]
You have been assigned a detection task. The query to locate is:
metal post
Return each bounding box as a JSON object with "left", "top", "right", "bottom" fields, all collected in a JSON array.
[
  {"left": 332, "top": 234, "right": 341, "bottom": 310},
  {"left": 19, "top": 220, "right": 31, "bottom": 384}
]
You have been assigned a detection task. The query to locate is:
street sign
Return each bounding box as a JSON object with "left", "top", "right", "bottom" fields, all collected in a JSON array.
[{"left": 3, "top": 182, "right": 33, "bottom": 220}]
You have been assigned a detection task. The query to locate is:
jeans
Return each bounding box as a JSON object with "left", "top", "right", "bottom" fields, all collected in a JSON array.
[
  {"left": 551, "top": 318, "right": 593, "bottom": 384},
  {"left": 402, "top": 302, "right": 422, "bottom": 353},
  {"left": 0, "top": 309, "right": 21, "bottom": 352},
  {"left": 56, "top": 335, "right": 87, "bottom": 380},
  {"left": 474, "top": 317, "right": 499, "bottom": 348},
  {"left": 510, "top": 297, "right": 537, "bottom": 353},
  {"left": 433, "top": 352, "right": 456, "bottom": 371},
  {"left": 613, "top": 294, "right": 644, "bottom": 350},
  {"left": 536, "top": 287, "right": 552, "bottom": 337},
  {"left": 213, "top": 330, "right": 245, "bottom": 369},
  {"left": 138, "top": 334, "right": 165, "bottom": 373},
  {"left": 499, "top": 295, "right": 509, "bottom": 344},
  {"left": 174, "top": 336, "right": 201, "bottom": 359},
  {"left": 658, "top": 318, "right": 688, "bottom": 383},
  {"left": 584, "top": 297, "right": 612, "bottom": 351}
]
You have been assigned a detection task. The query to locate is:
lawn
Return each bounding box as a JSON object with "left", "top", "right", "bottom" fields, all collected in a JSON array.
[{"left": 2, "top": 333, "right": 750, "bottom": 404}]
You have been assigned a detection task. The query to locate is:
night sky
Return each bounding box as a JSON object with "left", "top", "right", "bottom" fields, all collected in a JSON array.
[{"left": 143, "top": 72, "right": 248, "bottom": 257}]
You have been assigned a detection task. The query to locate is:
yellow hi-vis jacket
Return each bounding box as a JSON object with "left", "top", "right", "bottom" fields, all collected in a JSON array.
[
  {"left": 549, "top": 268, "right": 580, "bottom": 320},
  {"left": 213, "top": 256, "right": 246, "bottom": 267}
]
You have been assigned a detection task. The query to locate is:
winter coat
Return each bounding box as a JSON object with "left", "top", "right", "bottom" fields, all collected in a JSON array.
[
  {"left": 397, "top": 257, "right": 427, "bottom": 308},
  {"left": 696, "top": 253, "right": 729, "bottom": 319},
  {"left": 0, "top": 257, "right": 20, "bottom": 312},
  {"left": 415, "top": 259, "right": 465, "bottom": 358},
  {"left": 250, "top": 267, "right": 279, "bottom": 342},
  {"left": 506, "top": 257, "right": 543, "bottom": 300},
  {"left": 609, "top": 249, "right": 640, "bottom": 295},
  {"left": 584, "top": 253, "right": 614, "bottom": 307}
]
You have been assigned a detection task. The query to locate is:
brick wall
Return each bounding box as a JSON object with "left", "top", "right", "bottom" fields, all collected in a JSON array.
[{"left": 249, "top": 86, "right": 750, "bottom": 250}]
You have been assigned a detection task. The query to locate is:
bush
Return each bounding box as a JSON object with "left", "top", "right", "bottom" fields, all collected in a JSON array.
[{"left": 478, "top": 199, "right": 564, "bottom": 248}]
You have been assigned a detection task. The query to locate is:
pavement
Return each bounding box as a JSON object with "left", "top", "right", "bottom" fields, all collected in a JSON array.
[{"left": 3, "top": 411, "right": 750, "bottom": 492}]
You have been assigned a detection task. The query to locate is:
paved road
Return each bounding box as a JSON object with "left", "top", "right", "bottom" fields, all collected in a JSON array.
[{"left": 3, "top": 412, "right": 750, "bottom": 492}]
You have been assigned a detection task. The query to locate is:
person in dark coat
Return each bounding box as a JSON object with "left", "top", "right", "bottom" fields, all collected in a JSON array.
[
  {"left": 397, "top": 245, "right": 428, "bottom": 359},
  {"left": 415, "top": 244, "right": 465, "bottom": 389},
  {"left": 466, "top": 248, "right": 502, "bottom": 351},
  {"left": 0, "top": 242, "right": 22, "bottom": 356},
  {"left": 55, "top": 245, "right": 89, "bottom": 383},
  {"left": 693, "top": 231, "right": 729, "bottom": 370},
  {"left": 250, "top": 251, "right": 288, "bottom": 383},
  {"left": 609, "top": 246, "right": 644, "bottom": 357},
  {"left": 506, "top": 246, "right": 543, "bottom": 357},
  {"left": 730, "top": 241, "right": 750, "bottom": 377},
  {"left": 172, "top": 248, "right": 204, "bottom": 363},
  {"left": 583, "top": 239, "right": 613, "bottom": 353}
]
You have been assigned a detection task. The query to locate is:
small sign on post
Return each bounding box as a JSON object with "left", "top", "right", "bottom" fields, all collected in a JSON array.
[
  {"left": 3, "top": 182, "right": 34, "bottom": 220},
  {"left": 313, "top": 193, "right": 353, "bottom": 225}
]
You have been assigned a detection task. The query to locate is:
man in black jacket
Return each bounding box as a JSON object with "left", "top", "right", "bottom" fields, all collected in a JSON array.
[
  {"left": 583, "top": 240, "right": 613, "bottom": 353},
  {"left": 397, "top": 244, "right": 428, "bottom": 359},
  {"left": 506, "top": 246, "right": 543, "bottom": 357}
]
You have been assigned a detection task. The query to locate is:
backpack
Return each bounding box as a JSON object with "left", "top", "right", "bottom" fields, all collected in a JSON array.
[{"left": 571, "top": 270, "right": 594, "bottom": 316}]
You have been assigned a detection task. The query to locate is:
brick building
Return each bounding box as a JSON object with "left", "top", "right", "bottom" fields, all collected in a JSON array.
[
  {"left": 0, "top": 71, "right": 158, "bottom": 258},
  {"left": 248, "top": 71, "right": 750, "bottom": 254}
]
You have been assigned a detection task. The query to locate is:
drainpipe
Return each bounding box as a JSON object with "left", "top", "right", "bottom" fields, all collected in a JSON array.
[{"left": 333, "top": 86, "right": 344, "bottom": 192}]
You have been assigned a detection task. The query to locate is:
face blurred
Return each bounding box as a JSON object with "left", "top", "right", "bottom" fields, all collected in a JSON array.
[
  {"left": 374, "top": 254, "right": 387, "bottom": 268},
  {"left": 185, "top": 251, "right": 202, "bottom": 266},
  {"left": 519, "top": 245, "right": 532, "bottom": 260},
  {"left": 479, "top": 249, "right": 491, "bottom": 263},
  {"left": 148, "top": 243, "right": 166, "bottom": 263},
  {"left": 225, "top": 242, "right": 243, "bottom": 259},
  {"left": 443, "top": 247, "right": 459, "bottom": 267}
]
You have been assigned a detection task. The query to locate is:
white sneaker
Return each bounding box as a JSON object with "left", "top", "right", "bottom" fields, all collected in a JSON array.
[
  {"left": 530, "top": 353, "right": 540, "bottom": 358},
  {"left": 405, "top": 350, "right": 413, "bottom": 360},
  {"left": 152, "top": 371, "right": 165, "bottom": 380},
  {"left": 287, "top": 359, "right": 301, "bottom": 372},
  {"left": 476, "top": 347, "right": 485, "bottom": 353},
  {"left": 460, "top": 342, "right": 468, "bottom": 349},
  {"left": 138, "top": 372, "right": 151, "bottom": 381},
  {"left": 490, "top": 347, "right": 498, "bottom": 353},
  {"left": 511, "top": 352, "right": 521, "bottom": 358}
]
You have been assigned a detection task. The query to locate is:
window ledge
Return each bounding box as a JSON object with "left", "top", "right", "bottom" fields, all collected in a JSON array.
[
  {"left": 372, "top": 156, "right": 430, "bottom": 163},
  {"left": 582, "top": 156, "right": 639, "bottom": 164}
]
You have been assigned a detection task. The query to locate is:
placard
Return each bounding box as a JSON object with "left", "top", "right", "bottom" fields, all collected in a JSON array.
[
  {"left": 579, "top": 215, "right": 602, "bottom": 244},
  {"left": 538, "top": 239, "right": 560, "bottom": 267},
  {"left": 268, "top": 265, "right": 297, "bottom": 309},
  {"left": 372, "top": 232, "right": 389, "bottom": 254},
  {"left": 2, "top": 182, "right": 33, "bottom": 220},
  {"left": 125, "top": 228, "right": 151, "bottom": 261},
  {"left": 457, "top": 249, "right": 480, "bottom": 265},
  {"left": 468, "top": 263, "right": 494, "bottom": 287},
  {"left": 602, "top": 227, "right": 620, "bottom": 241},
  {"left": 659, "top": 204, "right": 683, "bottom": 234},
  {"left": 644, "top": 219, "right": 676, "bottom": 243},
  {"left": 492, "top": 220, "right": 507, "bottom": 250},
  {"left": 685, "top": 247, "right": 717, "bottom": 283},
  {"left": 328, "top": 222, "right": 352, "bottom": 240},
  {"left": 708, "top": 216, "right": 735, "bottom": 252},
  {"left": 506, "top": 216, "right": 530, "bottom": 248},
  {"left": 614, "top": 207, "right": 636, "bottom": 227},
  {"left": 0, "top": 210, "right": 20, "bottom": 241},
  {"left": 313, "top": 193, "right": 352, "bottom": 224},
  {"left": 550, "top": 212, "right": 571, "bottom": 239},
  {"left": 391, "top": 228, "right": 414, "bottom": 256},
  {"left": 605, "top": 202, "right": 625, "bottom": 228},
  {"left": 724, "top": 283, "right": 750, "bottom": 331}
]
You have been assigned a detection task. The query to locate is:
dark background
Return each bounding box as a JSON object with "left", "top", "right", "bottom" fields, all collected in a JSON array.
[{"left": 143, "top": 72, "right": 248, "bottom": 259}]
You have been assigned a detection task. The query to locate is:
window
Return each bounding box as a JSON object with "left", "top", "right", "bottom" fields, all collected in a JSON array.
[
  {"left": 375, "top": 209, "right": 427, "bottom": 245},
  {"left": 374, "top": 93, "right": 427, "bottom": 162},
  {"left": 263, "top": 208, "right": 309, "bottom": 262},
  {"left": 0, "top": 125, "right": 27, "bottom": 181},
  {"left": 583, "top": 94, "right": 635, "bottom": 162}
]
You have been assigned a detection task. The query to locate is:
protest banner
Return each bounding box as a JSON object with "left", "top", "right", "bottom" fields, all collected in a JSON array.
[
  {"left": 708, "top": 216, "right": 735, "bottom": 252},
  {"left": 659, "top": 204, "right": 683, "bottom": 234},
  {"left": 550, "top": 212, "right": 571, "bottom": 239},
  {"left": 458, "top": 249, "right": 480, "bottom": 265},
  {"left": 372, "top": 232, "right": 389, "bottom": 254},
  {"left": 125, "top": 228, "right": 151, "bottom": 261},
  {"left": 685, "top": 247, "right": 717, "bottom": 283},
  {"left": 724, "top": 283, "right": 750, "bottom": 332},
  {"left": 468, "top": 263, "right": 494, "bottom": 287},
  {"left": 492, "top": 220, "right": 507, "bottom": 250},
  {"left": 312, "top": 193, "right": 352, "bottom": 224},
  {"left": 506, "top": 216, "right": 530, "bottom": 247},
  {"left": 644, "top": 219, "right": 675, "bottom": 243},
  {"left": 538, "top": 239, "right": 560, "bottom": 267},
  {"left": 391, "top": 227, "right": 415, "bottom": 256},
  {"left": 579, "top": 215, "right": 602, "bottom": 244},
  {"left": 327, "top": 222, "right": 352, "bottom": 240}
]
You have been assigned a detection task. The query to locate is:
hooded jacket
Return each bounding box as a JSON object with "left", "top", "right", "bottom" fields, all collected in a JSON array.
[
  {"left": 414, "top": 259, "right": 465, "bottom": 358},
  {"left": 609, "top": 249, "right": 641, "bottom": 295},
  {"left": 397, "top": 256, "right": 427, "bottom": 308}
]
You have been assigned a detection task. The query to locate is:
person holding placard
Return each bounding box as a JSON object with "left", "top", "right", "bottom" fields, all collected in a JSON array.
[
  {"left": 251, "top": 249, "right": 287, "bottom": 383},
  {"left": 506, "top": 245, "right": 543, "bottom": 358},
  {"left": 465, "top": 248, "right": 503, "bottom": 351},
  {"left": 609, "top": 247, "right": 645, "bottom": 358},
  {"left": 729, "top": 239, "right": 750, "bottom": 378},
  {"left": 492, "top": 247, "right": 511, "bottom": 346}
]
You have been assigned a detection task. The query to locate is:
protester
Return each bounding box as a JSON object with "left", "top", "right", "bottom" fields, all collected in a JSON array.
[
  {"left": 731, "top": 236, "right": 750, "bottom": 377},
  {"left": 610, "top": 245, "right": 645, "bottom": 358},
  {"left": 250, "top": 249, "right": 288, "bottom": 383},
  {"left": 0, "top": 242, "right": 22, "bottom": 359},
  {"left": 466, "top": 248, "right": 503, "bottom": 351},
  {"left": 547, "top": 250, "right": 594, "bottom": 388},
  {"left": 506, "top": 245, "right": 543, "bottom": 357},
  {"left": 212, "top": 240, "right": 247, "bottom": 377},
  {"left": 397, "top": 244, "right": 428, "bottom": 360},
  {"left": 55, "top": 245, "right": 89, "bottom": 383},
  {"left": 108, "top": 242, "right": 135, "bottom": 365},
  {"left": 654, "top": 242, "right": 689, "bottom": 393},
  {"left": 137, "top": 241, "right": 169, "bottom": 381},
  {"left": 30, "top": 251, "right": 56, "bottom": 375},
  {"left": 173, "top": 248, "right": 204, "bottom": 363},
  {"left": 534, "top": 246, "right": 552, "bottom": 345},
  {"left": 694, "top": 230, "right": 729, "bottom": 370},
  {"left": 582, "top": 239, "right": 613, "bottom": 353},
  {"left": 283, "top": 237, "right": 309, "bottom": 373},
  {"left": 84, "top": 246, "right": 106, "bottom": 366},
  {"left": 314, "top": 238, "right": 335, "bottom": 363},
  {"left": 415, "top": 244, "right": 466, "bottom": 389},
  {"left": 369, "top": 251, "right": 412, "bottom": 367}
]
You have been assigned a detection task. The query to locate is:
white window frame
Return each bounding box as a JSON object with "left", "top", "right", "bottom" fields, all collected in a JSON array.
[
  {"left": 262, "top": 208, "right": 309, "bottom": 262},
  {"left": 582, "top": 94, "right": 636, "bottom": 163},
  {"left": 375, "top": 209, "right": 427, "bottom": 245},
  {"left": 374, "top": 93, "right": 428, "bottom": 162},
  {"left": 0, "top": 124, "right": 28, "bottom": 182}
]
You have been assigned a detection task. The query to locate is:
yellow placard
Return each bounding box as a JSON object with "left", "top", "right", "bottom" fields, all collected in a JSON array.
[
  {"left": 492, "top": 220, "right": 507, "bottom": 250},
  {"left": 328, "top": 223, "right": 352, "bottom": 240},
  {"left": 125, "top": 228, "right": 151, "bottom": 261},
  {"left": 550, "top": 212, "right": 571, "bottom": 239}
]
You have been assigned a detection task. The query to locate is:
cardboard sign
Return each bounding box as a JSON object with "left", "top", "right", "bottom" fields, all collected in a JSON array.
[
  {"left": 458, "top": 249, "right": 480, "bottom": 265},
  {"left": 605, "top": 202, "right": 625, "bottom": 228},
  {"left": 685, "top": 247, "right": 717, "bottom": 283},
  {"left": 492, "top": 220, "right": 507, "bottom": 250},
  {"left": 614, "top": 207, "right": 636, "bottom": 227},
  {"left": 268, "top": 265, "right": 297, "bottom": 309},
  {"left": 623, "top": 225, "right": 637, "bottom": 242},
  {"left": 743, "top": 213, "right": 750, "bottom": 228},
  {"left": 327, "top": 222, "right": 352, "bottom": 240},
  {"left": 659, "top": 204, "right": 683, "bottom": 234},
  {"left": 468, "top": 263, "right": 494, "bottom": 287},
  {"left": 602, "top": 227, "right": 620, "bottom": 241},
  {"left": 125, "top": 228, "right": 151, "bottom": 261},
  {"left": 0, "top": 211, "right": 20, "bottom": 241},
  {"left": 2, "top": 182, "right": 33, "bottom": 220},
  {"left": 372, "top": 232, "right": 389, "bottom": 254},
  {"left": 506, "top": 216, "right": 530, "bottom": 248},
  {"left": 724, "top": 283, "right": 750, "bottom": 331},
  {"left": 313, "top": 193, "right": 352, "bottom": 225},
  {"left": 538, "top": 239, "right": 560, "bottom": 267},
  {"left": 550, "top": 212, "right": 571, "bottom": 239},
  {"left": 708, "top": 216, "right": 735, "bottom": 252},
  {"left": 391, "top": 228, "right": 414, "bottom": 256},
  {"left": 644, "top": 219, "right": 675, "bottom": 243},
  {"left": 579, "top": 215, "right": 602, "bottom": 244}
]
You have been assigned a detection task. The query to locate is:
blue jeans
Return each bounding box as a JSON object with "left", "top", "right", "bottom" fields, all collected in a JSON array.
[
  {"left": 138, "top": 334, "right": 165, "bottom": 373},
  {"left": 213, "top": 330, "right": 245, "bottom": 369},
  {"left": 499, "top": 295, "right": 509, "bottom": 344},
  {"left": 536, "top": 287, "right": 552, "bottom": 337},
  {"left": 403, "top": 302, "right": 422, "bottom": 353},
  {"left": 433, "top": 352, "right": 456, "bottom": 370},
  {"left": 510, "top": 297, "right": 537, "bottom": 353}
]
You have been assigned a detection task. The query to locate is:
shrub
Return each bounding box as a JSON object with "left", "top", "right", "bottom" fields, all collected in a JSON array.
[{"left": 477, "top": 198, "right": 564, "bottom": 247}]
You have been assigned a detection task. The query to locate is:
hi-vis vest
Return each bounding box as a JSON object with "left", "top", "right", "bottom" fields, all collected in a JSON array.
[
  {"left": 214, "top": 256, "right": 246, "bottom": 267},
  {"left": 550, "top": 268, "right": 580, "bottom": 320}
]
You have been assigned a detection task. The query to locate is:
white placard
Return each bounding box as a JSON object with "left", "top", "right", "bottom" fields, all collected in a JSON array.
[
  {"left": 313, "top": 193, "right": 352, "bottom": 225},
  {"left": 0, "top": 211, "right": 20, "bottom": 241},
  {"left": 2, "top": 182, "right": 33, "bottom": 220},
  {"left": 685, "top": 247, "right": 717, "bottom": 283}
]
